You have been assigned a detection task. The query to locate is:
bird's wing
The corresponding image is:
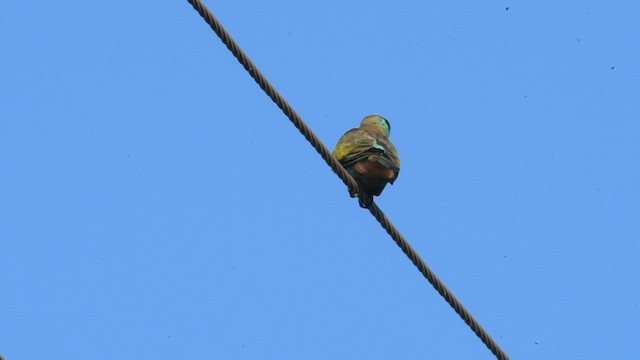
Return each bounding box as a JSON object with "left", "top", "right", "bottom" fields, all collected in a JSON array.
[
  {"left": 376, "top": 136, "right": 401, "bottom": 173},
  {"left": 333, "top": 128, "right": 400, "bottom": 172},
  {"left": 333, "top": 128, "right": 378, "bottom": 163}
]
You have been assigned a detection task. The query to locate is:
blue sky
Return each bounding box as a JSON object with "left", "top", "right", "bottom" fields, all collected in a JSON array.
[{"left": 2, "top": 1, "right": 639, "bottom": 359}]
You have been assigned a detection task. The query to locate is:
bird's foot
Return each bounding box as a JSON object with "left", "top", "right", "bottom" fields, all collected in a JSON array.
[
  {"left": 357, "top": 193, "right": 373, "bottom": 208},
  {"left": 347, "top": 189, "right": 372, "bottom": 208}
]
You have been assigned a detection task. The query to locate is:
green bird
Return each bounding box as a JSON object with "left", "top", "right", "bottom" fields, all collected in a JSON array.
[{"left": 333, "top": 115, "right": 400, "bottom": 207}]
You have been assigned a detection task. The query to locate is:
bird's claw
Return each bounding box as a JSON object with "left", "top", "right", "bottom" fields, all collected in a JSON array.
[
  {"left": 347, "top": 189, "right": 372, "bottom": 208},
  {"left": 357, "top": 193, "right": 373, "bottom": 209}
]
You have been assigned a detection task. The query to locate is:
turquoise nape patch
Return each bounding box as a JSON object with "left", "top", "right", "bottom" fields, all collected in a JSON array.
[{"left": 379, "top": 117, "right": 390, "bottom": 134}]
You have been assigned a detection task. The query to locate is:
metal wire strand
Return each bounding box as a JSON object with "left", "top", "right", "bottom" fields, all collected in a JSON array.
[
  {"left": 186, "top": 1, "right": 510, "bottom": 359},
  {"left": 367, "top": 202, "right": 509, "bottom": 360},
  {"left": 186, "top": 0, "right": 358, "bottom": 195}
]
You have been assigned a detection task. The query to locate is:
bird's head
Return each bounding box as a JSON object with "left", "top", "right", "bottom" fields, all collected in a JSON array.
[{"left": 360, "top": 115, "right": 391, "bottom": 137}]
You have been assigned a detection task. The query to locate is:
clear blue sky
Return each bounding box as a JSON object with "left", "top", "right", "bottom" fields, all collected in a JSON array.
[{"left": 2, "top": 1, "right": 639, "bottom": 359}]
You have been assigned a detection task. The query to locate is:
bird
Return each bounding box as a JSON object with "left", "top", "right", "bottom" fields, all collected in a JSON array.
[{"left": 333, "top": 115, "right": 400, "bottom": 207}]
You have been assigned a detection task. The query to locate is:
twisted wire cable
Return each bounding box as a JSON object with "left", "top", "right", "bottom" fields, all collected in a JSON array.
[
  {"left": 367, "top": 202, "right": 509, "bottom": 359},
  {"left": 186, "top": 1, "right": 509, "bottom": 359},
  {"left": 186, "top": 0, "right": 359, "bottom": 195}
]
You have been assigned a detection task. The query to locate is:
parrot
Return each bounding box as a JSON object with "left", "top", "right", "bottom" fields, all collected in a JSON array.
[{"left": 333, "top": 115, "right": 400, "bottom": 207}]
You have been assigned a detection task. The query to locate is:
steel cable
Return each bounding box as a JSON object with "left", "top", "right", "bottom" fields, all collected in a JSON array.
[
  {"left": 367, "top": 202, "right": 509, "bottom": 359},
  {"left": 186, "top": 1, "right": 510, "bottom": 359},
  {"left": 185, "top": 0, "right": 359, "bottom": 195}
]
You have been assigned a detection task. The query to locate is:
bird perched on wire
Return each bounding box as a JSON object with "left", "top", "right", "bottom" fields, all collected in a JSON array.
[{"left": 333, "top": 115, "right": 400, "bottom": 208}]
